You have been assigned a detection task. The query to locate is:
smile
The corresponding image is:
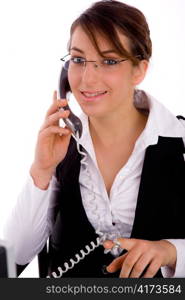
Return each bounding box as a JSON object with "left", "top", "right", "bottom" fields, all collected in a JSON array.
[{"left": 80, "top": 91, "right": 107, "bottom": 102}]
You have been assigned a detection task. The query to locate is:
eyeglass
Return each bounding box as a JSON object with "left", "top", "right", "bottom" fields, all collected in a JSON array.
[{"left": 60, "top": 53, "right": 129, "bottom": 71}]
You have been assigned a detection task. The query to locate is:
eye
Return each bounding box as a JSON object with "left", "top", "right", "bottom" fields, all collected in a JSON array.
[
  {"left": 103, "top": 59, "right": 119, "bottom": 66},
  {"left": 70, "top": 56, "right": 85, "bottom": 64}
]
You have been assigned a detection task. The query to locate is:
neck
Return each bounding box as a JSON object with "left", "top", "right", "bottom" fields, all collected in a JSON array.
[{"left": 89, "top": 104, "right": 147, "bottom": 148}]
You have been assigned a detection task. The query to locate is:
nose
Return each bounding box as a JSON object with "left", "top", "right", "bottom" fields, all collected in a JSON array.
[{"left": 80, "top": 62, "right": 101, "bottom": 85}]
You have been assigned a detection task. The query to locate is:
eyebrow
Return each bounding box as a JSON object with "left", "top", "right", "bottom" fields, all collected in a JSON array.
[{"left": 69, "top": 47, "right": 118, "bottom": 55}]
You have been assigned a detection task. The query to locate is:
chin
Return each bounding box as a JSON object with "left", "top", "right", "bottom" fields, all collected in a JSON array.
[{"left": 80, "top": 106, "right": 109, "bottom": 119}]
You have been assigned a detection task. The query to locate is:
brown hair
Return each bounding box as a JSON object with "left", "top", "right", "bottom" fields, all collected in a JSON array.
[{"left": 68, "top": 0, "right": 152, "bottom": 65}]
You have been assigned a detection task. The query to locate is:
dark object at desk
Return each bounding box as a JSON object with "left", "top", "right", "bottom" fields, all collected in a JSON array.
[
  {"left": 0, "top": 240, "right": 16, "bottom": 278},
  {"left": 0, "top": 246, "right": 8, "bottom": 277}
]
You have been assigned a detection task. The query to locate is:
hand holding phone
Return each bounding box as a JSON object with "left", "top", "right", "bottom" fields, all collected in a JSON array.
[
  {"left": 30, "top": 92, "right": 72, "bottom": 189},
  {"left": 30, "top": 62, "right": 83, "bottom": 189}
]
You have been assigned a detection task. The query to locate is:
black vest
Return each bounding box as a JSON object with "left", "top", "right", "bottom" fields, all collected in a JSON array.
[{"left": 48, "top": 135, "right": 185, "bottom": 278}]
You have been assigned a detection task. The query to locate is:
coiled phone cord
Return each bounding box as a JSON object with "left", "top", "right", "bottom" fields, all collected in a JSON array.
[{"left": 47, "top": 133, "right": 119, "bottom": 278}]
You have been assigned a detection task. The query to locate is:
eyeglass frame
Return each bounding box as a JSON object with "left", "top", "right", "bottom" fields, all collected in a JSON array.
[{"left": 60, "top": 53, "right": 134, "bottom": 70}]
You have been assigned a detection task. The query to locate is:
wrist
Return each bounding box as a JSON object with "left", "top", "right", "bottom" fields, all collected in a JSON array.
[
  {"left": 160, "top": 240, "right": 177, "bottom": 269},
  {"left": 30, "top": 163, "right": 55, "bottom": 190}
]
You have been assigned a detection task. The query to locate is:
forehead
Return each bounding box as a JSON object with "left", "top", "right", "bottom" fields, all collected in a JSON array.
[{"left": 70, "top": 25, "right": 130, "bottom": 54}]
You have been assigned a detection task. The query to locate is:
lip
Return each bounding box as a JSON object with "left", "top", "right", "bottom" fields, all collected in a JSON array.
[{"left": 80, "top": 91, "right": 107, "bottom": 102}]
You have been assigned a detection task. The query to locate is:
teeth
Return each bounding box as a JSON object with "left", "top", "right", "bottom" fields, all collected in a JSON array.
[{"left": 83, "top": 91, "right": 106, "bottom": 97}]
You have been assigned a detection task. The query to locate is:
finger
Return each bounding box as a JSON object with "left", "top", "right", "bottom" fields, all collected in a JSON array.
[
  {"left": 41, "top": 110, "right": 70, "bottom": 131},
  {"left": 45, "top": 90, "right": 67, "bottom": 119},
  {"left": 119, "top": 247, "right": 143, "bottom": 278},
  {"left": 40, "top": 125, "right": 71, "bottom": 138},
  {"left": 115, "top": 238, "right": 138, "bottom": 251},
  {"left": 129, "top": 253, "right": 152, "bottom": 278},
  {"left": 52, "top": 90, "right": 57, "bottom": 103},
  {"left": 103, "top": 239, "right": 124, "bottom": 255},
  {"left": 106, "top": 252, "right": 128, "bottom": 273},
  {"left": 47, "top": 90, "right": 60, "bottom": 117},
  {"left": 103, "top": 238, "right": 125, "bottom": 250},
  {"left": 52, "top": 90, "right": 66, "bottom": 105},
  {"left": 142, "top": 258, "right": 161, "bottom": 278},
  {"left": 46, "top": 109, "right": 70, "bottom": 128},
  {"left": 103, "top": 238, "right": 136, "bottom": 253},
  {"left": 46, "top": 99, "right": 68, "bottom": 119},
  {"left": 103, "top": 240, "right": 114, "bottom": 249}
]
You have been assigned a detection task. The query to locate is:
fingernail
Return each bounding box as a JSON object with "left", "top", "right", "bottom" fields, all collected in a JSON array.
[{"left": 102, "top": 265, "right": 110, "bottom": 275}]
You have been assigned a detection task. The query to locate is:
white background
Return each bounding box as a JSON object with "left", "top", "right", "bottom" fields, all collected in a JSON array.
[{"left": 0, "top": 0, "right": 184, "bottom": 276}]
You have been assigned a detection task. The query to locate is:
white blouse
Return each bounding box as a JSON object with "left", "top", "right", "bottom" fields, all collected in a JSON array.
[{"left": 4, "top": 90, "right": 185, "bottom": 277}]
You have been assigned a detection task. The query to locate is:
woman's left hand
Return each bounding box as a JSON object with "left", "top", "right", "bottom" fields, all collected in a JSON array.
[{"left": 103, "top": 238, "right": 177, "bottom": 278}]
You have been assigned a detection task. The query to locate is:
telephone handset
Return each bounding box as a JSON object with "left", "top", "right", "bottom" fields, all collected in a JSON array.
[{"left": 58, "top": 61, "right": 83, "bottom": 138}]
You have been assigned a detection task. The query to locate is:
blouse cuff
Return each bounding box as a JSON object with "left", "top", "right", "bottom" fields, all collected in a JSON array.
[{"left": 161, "top": 239, "right": 185, "bottom": 278}]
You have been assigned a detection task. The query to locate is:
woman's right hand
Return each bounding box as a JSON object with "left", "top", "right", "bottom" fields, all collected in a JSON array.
[{"left": 30, "top": 90, "right": 72, "bottom": 189}]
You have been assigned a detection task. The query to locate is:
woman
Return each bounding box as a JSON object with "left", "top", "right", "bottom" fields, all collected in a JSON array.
[{"left": 4, "top": 0, "right": 185, "bottom": 278}]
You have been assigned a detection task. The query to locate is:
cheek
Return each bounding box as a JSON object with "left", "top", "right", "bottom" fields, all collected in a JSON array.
[
  {"left": 68, "top": 70, "right": 79, "bottom": 91},
  {"left": 111, "top": 73, "right": 133, "bottom": 95}
]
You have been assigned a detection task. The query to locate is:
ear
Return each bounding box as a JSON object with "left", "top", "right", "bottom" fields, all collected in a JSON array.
[{"left": 132, "top": 60, "right": 149, "bottom": 85}]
